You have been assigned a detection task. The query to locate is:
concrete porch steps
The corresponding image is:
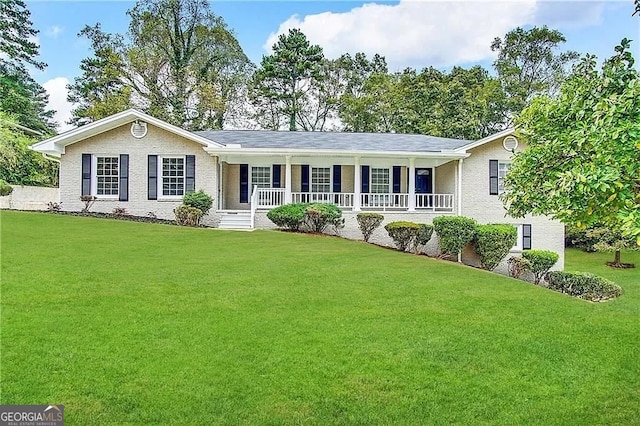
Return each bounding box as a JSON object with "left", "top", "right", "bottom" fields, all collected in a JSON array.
[{"left": 218, "top": 211, "right": 252, "bottom": 230}]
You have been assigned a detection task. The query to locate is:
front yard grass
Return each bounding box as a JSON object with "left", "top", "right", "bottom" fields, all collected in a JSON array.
[{"left": 1, "top": 211, "right": 638, "bottom": 424}]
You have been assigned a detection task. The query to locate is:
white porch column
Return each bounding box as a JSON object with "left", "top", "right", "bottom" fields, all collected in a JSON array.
[
  {"left": 285, "top": 155, "right": 292, "bottom": 204},
  {"left": 408, "top": 157, "right": 416, "bottom": 212},
  {"left": 354, "top": 156, "right": 361, "bottom": 211},
  {"left": 218, "top": 160, "right": 224, "bottom": 210}
]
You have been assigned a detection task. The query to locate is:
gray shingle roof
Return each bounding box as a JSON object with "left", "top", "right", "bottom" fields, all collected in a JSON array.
[{"left": 195, "top": 130, "right": 471, "bottom": 152}]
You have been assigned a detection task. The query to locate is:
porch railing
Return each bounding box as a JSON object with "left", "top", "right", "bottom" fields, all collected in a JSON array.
[
  {"left": 256, "top": 188, "right": 285, "bottom": 208},
  {"left": 291, "top": 192, "right": 355, "bottom": 208},
  {"left": 415, "top": 193, "right": 454, "bottom": 211},
  {"left": 254, "top": 189, "right": 454, "bottom": 212},
  {"left": 250, "top": 185, "right": 259, "bottom": 229}
]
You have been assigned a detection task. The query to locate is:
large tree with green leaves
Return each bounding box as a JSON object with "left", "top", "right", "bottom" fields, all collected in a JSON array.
[
  {"left": 491, "top": 26, "right": 579, "bottom": 122},
  {"left": 250, "top": 29, "right": 324, "bottom": 131},
  {"left": 69, "top": 0, "right": 251, "bottom": 130},
  {"left": 0, "top": 112, "right": 58, "bottom": 186},
  {"left": 503, "top": 39, "right": 640, "bottom": 259},
  {"left": 67, "top": 25, "right": 132, "bottom": 126},
  {"left": 0, "top": 0, "right": 55, "bottom": 133}
]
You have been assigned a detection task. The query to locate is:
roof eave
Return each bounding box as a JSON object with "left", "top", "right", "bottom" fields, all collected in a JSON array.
[
  {"left": 205, "top": 146, "right": 470, "bottom": 159},
  {"left": 30, "top": 109, "right": 223, "bottom": 155},
  {"left": 455, "top": 128, "right": 515, "bottom": 152}
]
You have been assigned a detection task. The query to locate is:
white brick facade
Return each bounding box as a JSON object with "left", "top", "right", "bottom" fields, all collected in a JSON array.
[{"left": 60, "top": 123, "right": 218, "bottom": 225}]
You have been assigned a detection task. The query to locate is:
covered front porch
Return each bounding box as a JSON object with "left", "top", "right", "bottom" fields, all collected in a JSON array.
[{"left": 212, "top": 152, "right": 467, "bottom": 214}]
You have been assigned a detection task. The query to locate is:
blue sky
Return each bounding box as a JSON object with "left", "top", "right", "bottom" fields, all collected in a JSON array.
[{"left": 25, "top": 1, "right": 640, "bottom": 130}]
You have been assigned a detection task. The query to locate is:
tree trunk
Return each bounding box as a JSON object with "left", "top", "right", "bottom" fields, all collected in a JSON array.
[{"left": 614, "top": 249, "right": 621, "bottom": 265}]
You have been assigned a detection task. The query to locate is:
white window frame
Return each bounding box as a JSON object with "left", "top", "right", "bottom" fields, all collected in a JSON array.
[
  {"left": 370, "top": 167, "right": 390, "bottom": 194},
  {"left": 311, "top": 167, "right": 332, "bottom": 193},
  {"left": 498, "top": 161, "right": 511, "bottom": 193},
  {"left": 251, "top": 166, "right": 271, "bottom": 189},
  {"left": 92, "top": 155, "right": 119, "bottom": 199},
  {"left": 159, "top": 155, "right": 186, "bottom": 199}
]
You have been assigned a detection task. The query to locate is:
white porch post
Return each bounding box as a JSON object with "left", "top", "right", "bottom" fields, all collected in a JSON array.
[
  {"left": 218, "top": 160, "right": 224, "bottom": 210},
  {"left": 285, "top": 155, "right": 292, "bottom": 204},
  {"left": 408, "top": 157, "right": 416, "bottom": 212},
  {"left": 354, "top": 156, "right": 361, "bottom": 211}
]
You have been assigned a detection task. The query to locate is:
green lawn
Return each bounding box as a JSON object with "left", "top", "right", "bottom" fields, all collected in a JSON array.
[{"left": 1, "top": 211, "right": 638, "bottom": 425}]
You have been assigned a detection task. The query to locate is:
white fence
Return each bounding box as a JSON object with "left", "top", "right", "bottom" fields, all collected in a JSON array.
[{"left": 0, "top": 185, "right": 59, "bottom": 211}]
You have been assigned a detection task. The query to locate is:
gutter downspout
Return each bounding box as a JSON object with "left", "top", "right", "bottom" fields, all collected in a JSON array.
[{"left": 457, "top": 158, "right": 463, "bottom": 263}]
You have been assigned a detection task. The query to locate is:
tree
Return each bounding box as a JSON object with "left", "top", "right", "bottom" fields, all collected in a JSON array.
[
  {"left": 0, "top": 0, "right": 55, "bottom": 133},
  {"left": 0, "top": 0, "right": 45, "bottom": 70},
  {"left": 251, "top": 29, "right": 324, "bottom": 131},
  {"left": 67, "top": 25, "right": 132, "bottom": 126},
  {"left": 0, "top": 112, "right": 58, "bottom": 186},
  {"left": 491, "top": 26, "right": 579, "bottom": 122},
  {"left": 69, "top": 0, "right": 251, "bottom": 130},
  {"left": 503, "top": 39, "right": 640, "bottom": 265}
]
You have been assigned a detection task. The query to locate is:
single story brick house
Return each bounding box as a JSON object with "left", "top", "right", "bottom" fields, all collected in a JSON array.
[{"left": 32, "top": 109, "right": 564, "bottom": 269}]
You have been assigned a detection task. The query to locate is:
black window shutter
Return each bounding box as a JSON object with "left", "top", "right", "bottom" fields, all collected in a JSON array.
[
  {"left": 119, "top": 154, "right": 129, "bottom": 201},
  {"left": 239, "top": 164, "right": 249, "bottom": 203},
  {"left": 392, "top": 166, "right": 401, "bottom": 193},
  {"left": 489, "top": 160, "right": 499, "bottom": 195},
  {"left": 148, "top": 155, "right": 158, "bottom": 200},
  {"left": 81, "top": 154, "right": 91, "bottom": 196},
  {"left": 185, "top": 155, "right": 196, "bottom": 193},
  {"left": 301, "top": 165, "right": 309, "bottom": 192},
  {"left": 333, "top": 165, "right": 341, "bottom": 193},
  {"left": 523, "top": 224, "right": 532, "bottom": 250},
  {"left": 272, "top": 165, "right": 281, "bottom": 188},
  {"left": 361, "top": 165, "right": 370, "bottom": 193}
]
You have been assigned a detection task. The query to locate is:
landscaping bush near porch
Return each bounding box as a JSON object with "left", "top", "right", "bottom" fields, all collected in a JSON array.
[
  {"left": 433, "top": 216, "right": 477, "bottom": 258},
  {"left": 267, "top": 202, "right": 343, "bottom": 233},
  {"left": 473, "top": 224, "right": 518, "bottom": 270},
  {"left": 384, "top": 221, "right": 433, "bottom": 253}
]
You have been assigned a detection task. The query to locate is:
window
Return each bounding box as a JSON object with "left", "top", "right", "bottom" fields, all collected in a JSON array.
[
  {"left": 251, "top": 166, "right": 271, "bottom": 189},
  {"left": 512, "top": 224, "right": 532, "bottom": 251},
  {"left": 498, "top": 162, "right": 511, "bottom": 193},
  {"left": 371, "top": 168, "right": 390, "bottom": 193},
  {"left": 96, "top": 156, "right": 119, "bottom": 196},
  {"left": 311, "top": 167, "right": 331, "bottom": 192},
  {"left": 162, "top": 157, "right": 185, "bottom": 197}
]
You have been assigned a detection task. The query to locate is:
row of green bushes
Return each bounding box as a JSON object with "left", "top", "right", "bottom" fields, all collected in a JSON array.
[{"left": 267, "top": 203, "right": 344, "bottom": 233}]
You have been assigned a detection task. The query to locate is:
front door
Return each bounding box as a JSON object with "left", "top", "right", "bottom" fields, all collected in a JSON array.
[{"left": 415, "top": 168, "right": 433, "bottom": 194}]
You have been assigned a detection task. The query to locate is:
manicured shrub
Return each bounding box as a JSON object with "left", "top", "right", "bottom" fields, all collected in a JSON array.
[
  {"left": 384, "top": 221, "right": 422, "bottom": 252},
  {"left": 174, "top": 205, "right": 203, "bottom": 226},
  {"left": 183, "top": 190, "right": 213, "bottom": 215},
  {"left": 546, "top": 271, "right": 622, "bottom": 301},
  {"left": 522, "top": 250, "right": 559, "bottom": 284},
  {"left": 267, "top": 203, "right": 307, "bottom": 231},
  {"left": 473, "top": 224, "right": 518, "bottom": 270},
  {"left": 305, "top": 203, "right": 342, "bottom": 233},
  {"left": 507, "top": 256, "right": 531, "bottom": 279},
  {"left": 416, "top": 224, "right": 434, "bottom": 249},
  {"left": 356, "top": 213, "right": 384, "bottom": 242},
  {"left": 0, "top": 180, "right": 13, "bottom": 196},
  {"left": 433, "top": 216, "right": 477, "bottom": 258}
]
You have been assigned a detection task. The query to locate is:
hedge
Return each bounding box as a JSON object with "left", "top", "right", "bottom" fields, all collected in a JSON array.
[
  {"left": 473, "top": 224, "right": 518, "bottom": 270},
  {"left": 356, "top": 213, "right": 384, "bottom": 242},
  {"left": 183, "top": 190, "right": 213, "bottom": 215},
  {"left": 433, "top": 216, "right": 477, "bottom": 257},
  {"left": 522, "top": 250, "right": 559, "bottom": 284},
  {"left": 546, "top": 271, "right": 622, "bottom": 301},
  {"left": 266, "top": 203, "right": 307, "bottom": 231},
  {"left": 384, "top": 221, "right": 433, "bottom": 252}
]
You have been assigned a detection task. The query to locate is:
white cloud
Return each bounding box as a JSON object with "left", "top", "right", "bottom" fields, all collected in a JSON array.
[
  {"left": 46, "top": 25, "right": 65, "bottom": 39},
  {"left": 43, "top": 77, "right": 75, "bottom": 133},
  {"left": 264, "top": 0, "right": 605, "bottom": 70}
]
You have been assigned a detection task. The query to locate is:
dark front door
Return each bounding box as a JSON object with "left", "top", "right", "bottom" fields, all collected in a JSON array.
[{"left": 415, "top": 168, "right": 433, "bottom": 194}]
